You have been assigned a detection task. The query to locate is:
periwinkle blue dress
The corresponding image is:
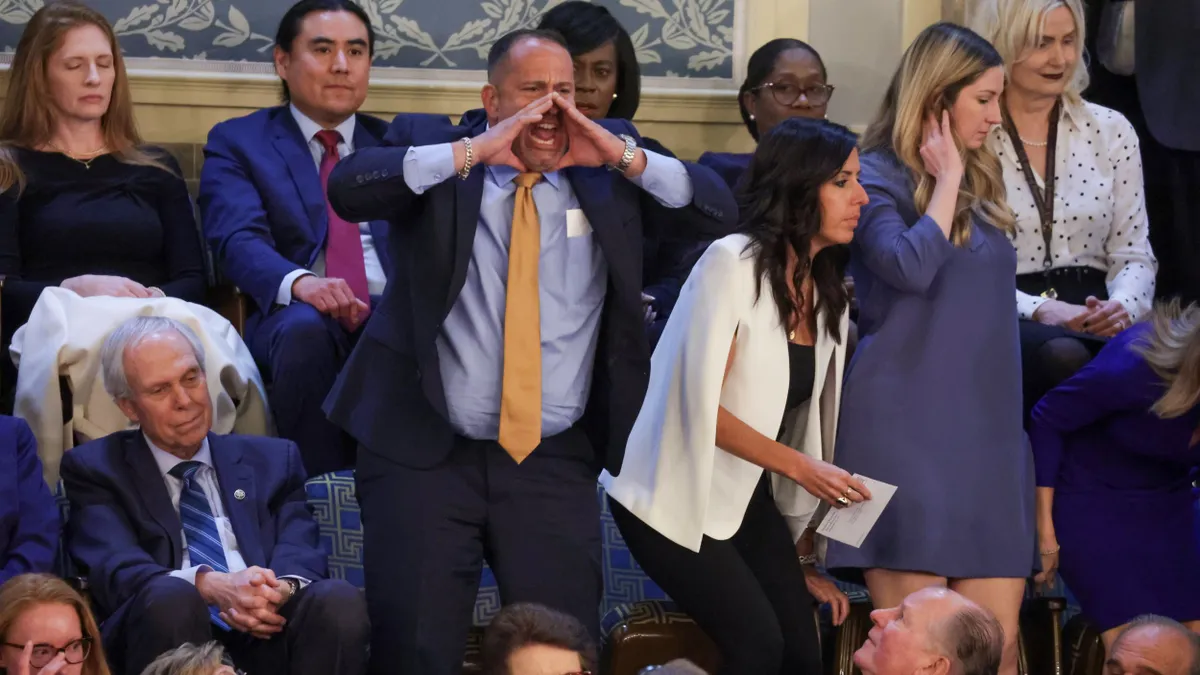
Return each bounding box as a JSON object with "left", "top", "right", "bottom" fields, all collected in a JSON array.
[
  {"left": 1030, "top": 323, "right": 1200, "bottom": 631},
  {"left": 825, "top": 149, "right": 1036, "bottom": 580}
]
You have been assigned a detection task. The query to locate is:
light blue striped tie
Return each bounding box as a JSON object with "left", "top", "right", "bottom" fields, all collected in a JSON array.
[{"left": 170, "top": 461, "right": 232, "bottom": 631}]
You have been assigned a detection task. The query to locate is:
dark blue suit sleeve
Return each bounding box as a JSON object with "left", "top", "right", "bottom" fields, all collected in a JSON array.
[
  {"left": 266, "top": 443, "right": 327, "bottom": 581},
  {"left": 1028, "top": 333, "right": 1159, "bottom": 487},
  {"left": 614, "top": 121, "right": 736, "bottom": 242},
  {"left": 153, "top": 152, "right": 207, "bottom": 304},
  {"left": 0, "top": 419, "right": 59, "bottom": 585},
  {"left": 327, "top": 115, "right": 427, "bottom": 225},
  {"left": 199, "top": 125, "right": 309, "bottom": 315},
  {"left": 60, "top": 451, "right": 174, "bottom": 617}
]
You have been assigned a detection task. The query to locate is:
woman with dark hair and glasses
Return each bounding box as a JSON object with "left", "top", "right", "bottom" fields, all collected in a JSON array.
[
  {"left": 602, "top": 117, "right": 871, "bottom": 674},
  {"left": 0, "top": 574, "right": 110, "bottom": 675},
  {"left": 538, "top": 1, "right": 704, "bottom": 346},
  {"left": 699, "top": 38, "right": 834, "bottom": 189}
]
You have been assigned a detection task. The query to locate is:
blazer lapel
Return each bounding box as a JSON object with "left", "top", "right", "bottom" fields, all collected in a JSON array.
[
  {"left": 444, "top": 115, "right": 489, "bottom": 316},
  {"left": 208, "top": 435, "right": 265, "bottom": 568},
  {"left": 271, "top": 110, "right": 327, "bottom": 248},
  {"left": 124, "top": 435, "right": 184, "bottom": 567},
  {"left": 566, "top": 167, "right": 636, "bottom": 298}
]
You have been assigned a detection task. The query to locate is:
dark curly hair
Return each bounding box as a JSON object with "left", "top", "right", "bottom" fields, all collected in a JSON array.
[{"left": 739, "top": 116, "right": 856, "bottom": 342}]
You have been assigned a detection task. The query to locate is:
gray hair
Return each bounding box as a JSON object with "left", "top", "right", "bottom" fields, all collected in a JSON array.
[
  {"left": 99, "top": 316, "right": 207, "bottom": 400},
  {"left": 1115, "top": 615, "right": 1200, "bottom": 675},
  {"left": 934, "top": 599, "right": 1005, "bottom": 675},
  {"left": 139, "top": 641, "right": 230, "bottom": 675}
]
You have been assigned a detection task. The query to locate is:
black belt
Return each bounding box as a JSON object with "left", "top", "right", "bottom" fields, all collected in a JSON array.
[{"left": 1016, "top": 266, "right": 1108, "bottom": 305}]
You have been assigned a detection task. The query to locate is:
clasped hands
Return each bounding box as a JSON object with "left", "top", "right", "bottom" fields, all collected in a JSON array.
[
  {"left": 197, "top": 566, "right": 293, "bottom": 640},
  {"left": 464, "top": 92, "right": 645, "bottom": 176},
  {"left": 1034, "top": 296, "right": 1130, "bottom": 337}
]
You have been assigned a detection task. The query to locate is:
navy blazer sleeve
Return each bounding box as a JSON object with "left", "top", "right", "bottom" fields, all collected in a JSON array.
[
  {"left": 266, "top": 442, "right": 327, "bottom": 580},
  {"left": 200, "top": 124, "right": 307, "bottom": 315},
  {"left": 327, "top": 114, "right": 737, "bottom": 242},
  {"left": 0, "top": 418, "right": 59, "bottom": 585},
  {"left": 60, "top": 450, "right": 175, "bottom": 617}
]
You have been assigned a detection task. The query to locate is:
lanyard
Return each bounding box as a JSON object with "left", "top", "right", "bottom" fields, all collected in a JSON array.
[{"left": 1001, "top": 98, "right": 1062, "bottom": 286}]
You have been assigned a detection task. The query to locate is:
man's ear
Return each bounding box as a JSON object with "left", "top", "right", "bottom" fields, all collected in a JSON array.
[
  {"left": 115, "top": 397, "right": 140, "bottom": 426},
  {"left": 481, "top": 83, "right": 500, "bottom": 122},
  {"left": 920, "top": 653, "right": 953, "bottom": 675},
  {"left": 273, "top": 45, "right": 290, "bottom": 81}
]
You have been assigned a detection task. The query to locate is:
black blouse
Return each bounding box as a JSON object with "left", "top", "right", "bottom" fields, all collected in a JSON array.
[
  {"left": 785, "top": 342, "right": 816, "bottom": 412},
  {"left": 0, "top": 147, "right": 206, "bottom": 336}
]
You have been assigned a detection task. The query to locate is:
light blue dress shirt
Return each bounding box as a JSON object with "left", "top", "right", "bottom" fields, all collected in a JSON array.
[{"left": 402, "top": 142, "right": 694, "bottom": 440}]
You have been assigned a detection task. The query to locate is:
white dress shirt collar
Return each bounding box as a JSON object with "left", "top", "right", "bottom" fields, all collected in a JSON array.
[
  {"left": 146, "top": 434, "right": 214, "bottom": 481},
  {"left": 290, "top": 103, "right": 357, "bottom": 151}
]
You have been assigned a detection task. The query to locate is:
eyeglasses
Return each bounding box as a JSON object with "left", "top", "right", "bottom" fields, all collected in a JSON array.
[
  {"left": 752, "top": 81, "right": 835, "bottom": 108},
  {"left": 2, "top": 637, "right": 92, "bottom": 668}
]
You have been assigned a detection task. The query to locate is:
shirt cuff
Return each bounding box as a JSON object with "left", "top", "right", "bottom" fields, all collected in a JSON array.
[
  {"left": 1017, "top": 292, "right": 1051, "bottom": 321},
  {"left": 170, "top": 564, "right": 212, "bottom": 586},
  {"left": 403, "top": 143, "right": 457, "bottom": 195},
  {"left": 627, "top": 149, "right": 693, "bottom": 208},
  {"left": 276, "top": 269, "right": 315, "bottom": 306},
  {"left": 280, "top": 575, "right": 311, "bottom": 590}
]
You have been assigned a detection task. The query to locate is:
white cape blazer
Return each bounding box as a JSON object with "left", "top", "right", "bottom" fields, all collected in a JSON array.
[{"left": 602, "top": 233, "right": 847, "bottom": 553}]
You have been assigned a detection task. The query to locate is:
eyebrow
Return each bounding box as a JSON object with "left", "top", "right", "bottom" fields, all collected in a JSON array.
[{"left": 308, "top": 36, "right": 368, "bottom": 47}]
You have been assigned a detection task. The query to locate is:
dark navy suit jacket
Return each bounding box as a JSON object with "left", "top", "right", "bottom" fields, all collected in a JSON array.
[
  {"left": 0, "top": 415, "right": 58, "bottom": 585},
  {"left": 199, "top": 106, "right": 393, "bottom": 316},
  {"left": 60, "top": 431, "right": 325, "bottom": 624},
  {"left": 322, "top": 111, "right": 737, "bottom": 476}
]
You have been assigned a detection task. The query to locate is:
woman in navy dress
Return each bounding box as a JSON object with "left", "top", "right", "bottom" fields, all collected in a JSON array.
[
  {"left": 698, "top": 39, "right": 834, "bottom": 190},
  {"left": 824, "top": 23, "right": 1035, "bottom": 675},
  {"left": 1031, "top": 304, "right": 1200, "bottom": 647}
]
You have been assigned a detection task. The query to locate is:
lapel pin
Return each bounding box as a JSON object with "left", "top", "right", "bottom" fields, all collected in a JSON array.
[{"left": 234, "top": 489, "right": 246, "bottom": 501}]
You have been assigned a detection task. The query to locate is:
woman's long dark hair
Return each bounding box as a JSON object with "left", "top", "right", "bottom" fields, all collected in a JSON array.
[
  {"left": 739, "top": 116, "right": 856, "bottom": 342},
  {"left": 538, "top": 1, "right": 642, "bottom": 119},
  {"left": 738, "top": 38, "right": 827, "bottom": 141}
]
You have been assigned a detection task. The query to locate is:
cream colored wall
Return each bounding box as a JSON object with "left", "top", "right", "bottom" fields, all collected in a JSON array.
[
  {"left": 811, "top": 0, "right": 946, "bottom": 132},
  {"left": 5, "top": 0, "right": 952, "bottom": 160}
]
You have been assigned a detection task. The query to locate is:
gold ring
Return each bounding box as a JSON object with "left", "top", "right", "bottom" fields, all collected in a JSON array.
[
  {"left": 836, "top": 496, "right": 851, "bottom": 507},
  {"left": 843, "top": 486, "right": 855, "bottom": 497}
]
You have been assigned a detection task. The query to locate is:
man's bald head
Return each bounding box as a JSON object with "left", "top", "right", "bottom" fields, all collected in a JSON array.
[
  {"left": 486, "top": 29, "right": 569, "bottom": 83},
  {"left": 855, "top": 587, "right": 1004, "bottom": 675},
  {"left": 1109, "top": 616, "right": 1200, "bottom": 675}
]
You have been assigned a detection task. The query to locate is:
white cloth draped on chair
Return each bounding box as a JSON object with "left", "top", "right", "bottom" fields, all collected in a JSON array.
[{"left": 9, "top": 287, "right": 272, "bottom": 486}]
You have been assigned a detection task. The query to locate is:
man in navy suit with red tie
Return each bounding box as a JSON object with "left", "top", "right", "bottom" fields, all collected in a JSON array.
[
  {"left": 200, "top": 0, "right": 388, "bottom": 476},
  {"left": 323, "top": 29, "right": 737, "bottom": 675}
]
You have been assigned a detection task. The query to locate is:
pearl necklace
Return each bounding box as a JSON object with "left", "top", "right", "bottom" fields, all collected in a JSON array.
[{"left": 1020, "top": 137, "right": 1049, "bottom": 148}]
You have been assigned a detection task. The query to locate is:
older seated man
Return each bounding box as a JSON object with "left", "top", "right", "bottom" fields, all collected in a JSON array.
[
  {"left": 60, "top": 316, "right": 368, "bottom": 675},
  {"left": 854, "top": 587, "right": 1005, "bottom": 675},
  {"left": 1107, "top": 615, "right": 1200, "bottom": 675}
]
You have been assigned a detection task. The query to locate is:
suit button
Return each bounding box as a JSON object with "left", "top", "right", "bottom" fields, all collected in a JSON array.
[
  {"left": 356, "top": 175, "right": 364, "bottom": 184},
  {"left": 381, "top": 169, "right": 389, "bottom": 178},
  {"left": 434, "top": 173, "right": 442, "bottom": 181},
  {"left": 372, "top": 170, "right": 380, "bottom": 179}
]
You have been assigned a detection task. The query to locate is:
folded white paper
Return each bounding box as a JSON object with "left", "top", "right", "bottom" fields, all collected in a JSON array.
[{"left": 816, "top": 475, "right": 897, "bottom": 548}]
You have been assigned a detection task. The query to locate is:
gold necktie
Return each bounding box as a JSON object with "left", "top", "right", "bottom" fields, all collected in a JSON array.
[{"left": 498, "top": 172, "right": 543, "bottom": 462}]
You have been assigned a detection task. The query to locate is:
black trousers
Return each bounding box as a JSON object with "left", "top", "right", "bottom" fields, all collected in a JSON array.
[
  {"left": 101, "top": 575, "right": 369, "bottom": 675},
  {"left": 610, "top": 477, "right": 823, "bottom": 675},
  {"left": 355, "top": 427, "right": 602, "bottom": 675}
]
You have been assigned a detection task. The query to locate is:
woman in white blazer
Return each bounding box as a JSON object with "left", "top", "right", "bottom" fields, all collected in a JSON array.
[{"left": 601, "top": 117, "right": 871, "bottom": 674}]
